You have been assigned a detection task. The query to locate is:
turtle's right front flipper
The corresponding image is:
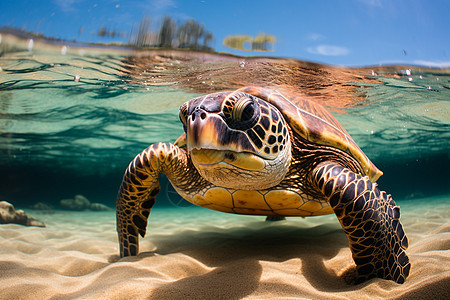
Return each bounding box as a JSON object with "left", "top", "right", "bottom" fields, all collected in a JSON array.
[
  {"left": 116, "top": 142, "right": 193, "bottom": 258},
  {"left": 313, "top": 163, "right": 410, "bottom": 284}
]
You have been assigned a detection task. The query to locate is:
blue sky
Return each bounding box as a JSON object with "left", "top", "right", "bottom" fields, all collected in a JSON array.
[{"left": 1, "top": 0, "right": 449, "bottom": 67}]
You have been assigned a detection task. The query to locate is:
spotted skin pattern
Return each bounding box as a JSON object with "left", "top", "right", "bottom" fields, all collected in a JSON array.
[
  {"left": 313, "top": 163, "right": 410, "bottom": 283},
  {"left": 222, "top": 92, "right": 288, "bottom": 158},
  {"left": 116, "top": 142, "right": 208, "bottom": 257},
  {"left": 116, "top": 88, "right": 410, "bottom": 284}
]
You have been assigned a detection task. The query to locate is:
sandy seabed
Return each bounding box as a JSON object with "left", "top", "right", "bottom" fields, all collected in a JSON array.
[{"left": 0, "top": 196, "right": 449, "bottom": 300}]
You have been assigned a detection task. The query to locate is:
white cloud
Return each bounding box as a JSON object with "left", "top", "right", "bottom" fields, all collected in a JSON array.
[
  {"left": 413, "top": 60, "right": 450, "bottom": 68},
  {"left": 135, "top": 0, "right": 177, "bottom": 12},
  {"left": 153, "top": 0, "right": 177, "bottom": 10},
  {"left": 307, "top": 33, "right": 325, "bottom": 41},
  {"left": 307, "top": 45, "right": 350, "bottom": 56},
  {"left": 53, "top": 0, "right": 79, "bottom": 12},
  {"left": 358, "top": 0, "right": 383, "bottom": 7}
]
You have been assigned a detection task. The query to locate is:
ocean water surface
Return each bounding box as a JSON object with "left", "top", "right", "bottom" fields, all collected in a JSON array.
[{"left": 1, "top": 33, "right": 448, "bottom": 209}]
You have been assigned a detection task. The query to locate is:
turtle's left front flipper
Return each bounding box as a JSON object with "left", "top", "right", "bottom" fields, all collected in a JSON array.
[
  {"left": 313, "top": 163, "right": 410, "bottom": 284},
  {"left": 116, "top": 142, "right": 196, "bottom": 258}
]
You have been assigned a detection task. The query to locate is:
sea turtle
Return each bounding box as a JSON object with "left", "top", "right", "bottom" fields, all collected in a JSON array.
[{"left": 116, "top": 87, "right": 410, "bottom": 284}]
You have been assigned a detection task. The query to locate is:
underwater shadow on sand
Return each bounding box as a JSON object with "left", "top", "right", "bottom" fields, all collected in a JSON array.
[{"left": 121, "top": 220, "right": 360, "bottom": 298}]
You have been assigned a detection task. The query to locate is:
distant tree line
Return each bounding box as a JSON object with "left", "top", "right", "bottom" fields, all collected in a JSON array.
[
  {"left": 223, "top": 33, "right": 276, "bottom": 52},
  {"left": 98, "top": 16, "right": 214, "bottom": 51},
  {"left": 97, "top": 25, "right": 126, "bottom": 38}
]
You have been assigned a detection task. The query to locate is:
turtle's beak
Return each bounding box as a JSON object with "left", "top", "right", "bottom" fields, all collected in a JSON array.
[
  {"left": 187, "top": 109, "right": 265, "bottom": 172},
  {"left": 187, "top": 109, "right": 221, "bottom": 151},
  {"left": 186, "top": 108, "right": 255, "bottom": 153}
]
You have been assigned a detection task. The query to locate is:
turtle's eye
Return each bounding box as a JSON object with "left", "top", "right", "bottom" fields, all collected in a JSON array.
[
  {"left": 179, "top": 102, "right": 188, "bottom": 126},
  {"left": 232, "top": 97, "right": 255, "bottom": 122}
]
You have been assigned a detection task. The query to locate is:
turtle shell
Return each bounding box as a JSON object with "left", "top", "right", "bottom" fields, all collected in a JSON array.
[{"left": 238, "top": 86, "right": 382, "bottom": 181}]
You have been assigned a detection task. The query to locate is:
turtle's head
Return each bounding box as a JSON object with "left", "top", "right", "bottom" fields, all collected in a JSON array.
[{"left": 179, "top": 91, "right": 291, "bottom": 190}]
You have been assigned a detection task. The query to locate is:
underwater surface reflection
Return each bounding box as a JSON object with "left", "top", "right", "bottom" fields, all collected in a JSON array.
[{"left": 0, "top": 32, "right": 449, "bottom": 207}]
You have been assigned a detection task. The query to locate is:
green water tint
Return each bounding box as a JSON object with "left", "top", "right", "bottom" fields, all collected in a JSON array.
[
  {"left": 340, "top": 75, "right": 449, "bottom": 159},
  {"left": 0, "top": 34, "right": 449, "bottom": 207}
]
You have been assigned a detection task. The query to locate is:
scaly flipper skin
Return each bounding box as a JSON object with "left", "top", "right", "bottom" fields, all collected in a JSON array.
[
  {"left": 116, "top": 142, "right": 204, "bottom": 257},
  {"left": 313, "top": 163, "right": 410, "bottom": 283}
]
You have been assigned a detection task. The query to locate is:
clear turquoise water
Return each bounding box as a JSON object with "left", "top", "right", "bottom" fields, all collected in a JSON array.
[{"left": 0, "top": 33, "right": 449, "bottom": 210}]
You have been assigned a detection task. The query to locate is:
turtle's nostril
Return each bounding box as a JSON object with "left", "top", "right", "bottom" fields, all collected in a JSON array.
[{"left": 191, "top": 108, "right": 207, "bottom": 122}]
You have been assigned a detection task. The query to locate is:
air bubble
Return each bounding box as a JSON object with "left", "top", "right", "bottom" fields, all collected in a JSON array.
[{"left": 27, "top": 39, "right": 34, "bottom": 51}]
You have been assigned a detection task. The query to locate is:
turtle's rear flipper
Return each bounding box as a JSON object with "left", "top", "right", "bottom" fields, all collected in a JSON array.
[{"left": 313, "top": 163, "right": 410, "bottom": 284}]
